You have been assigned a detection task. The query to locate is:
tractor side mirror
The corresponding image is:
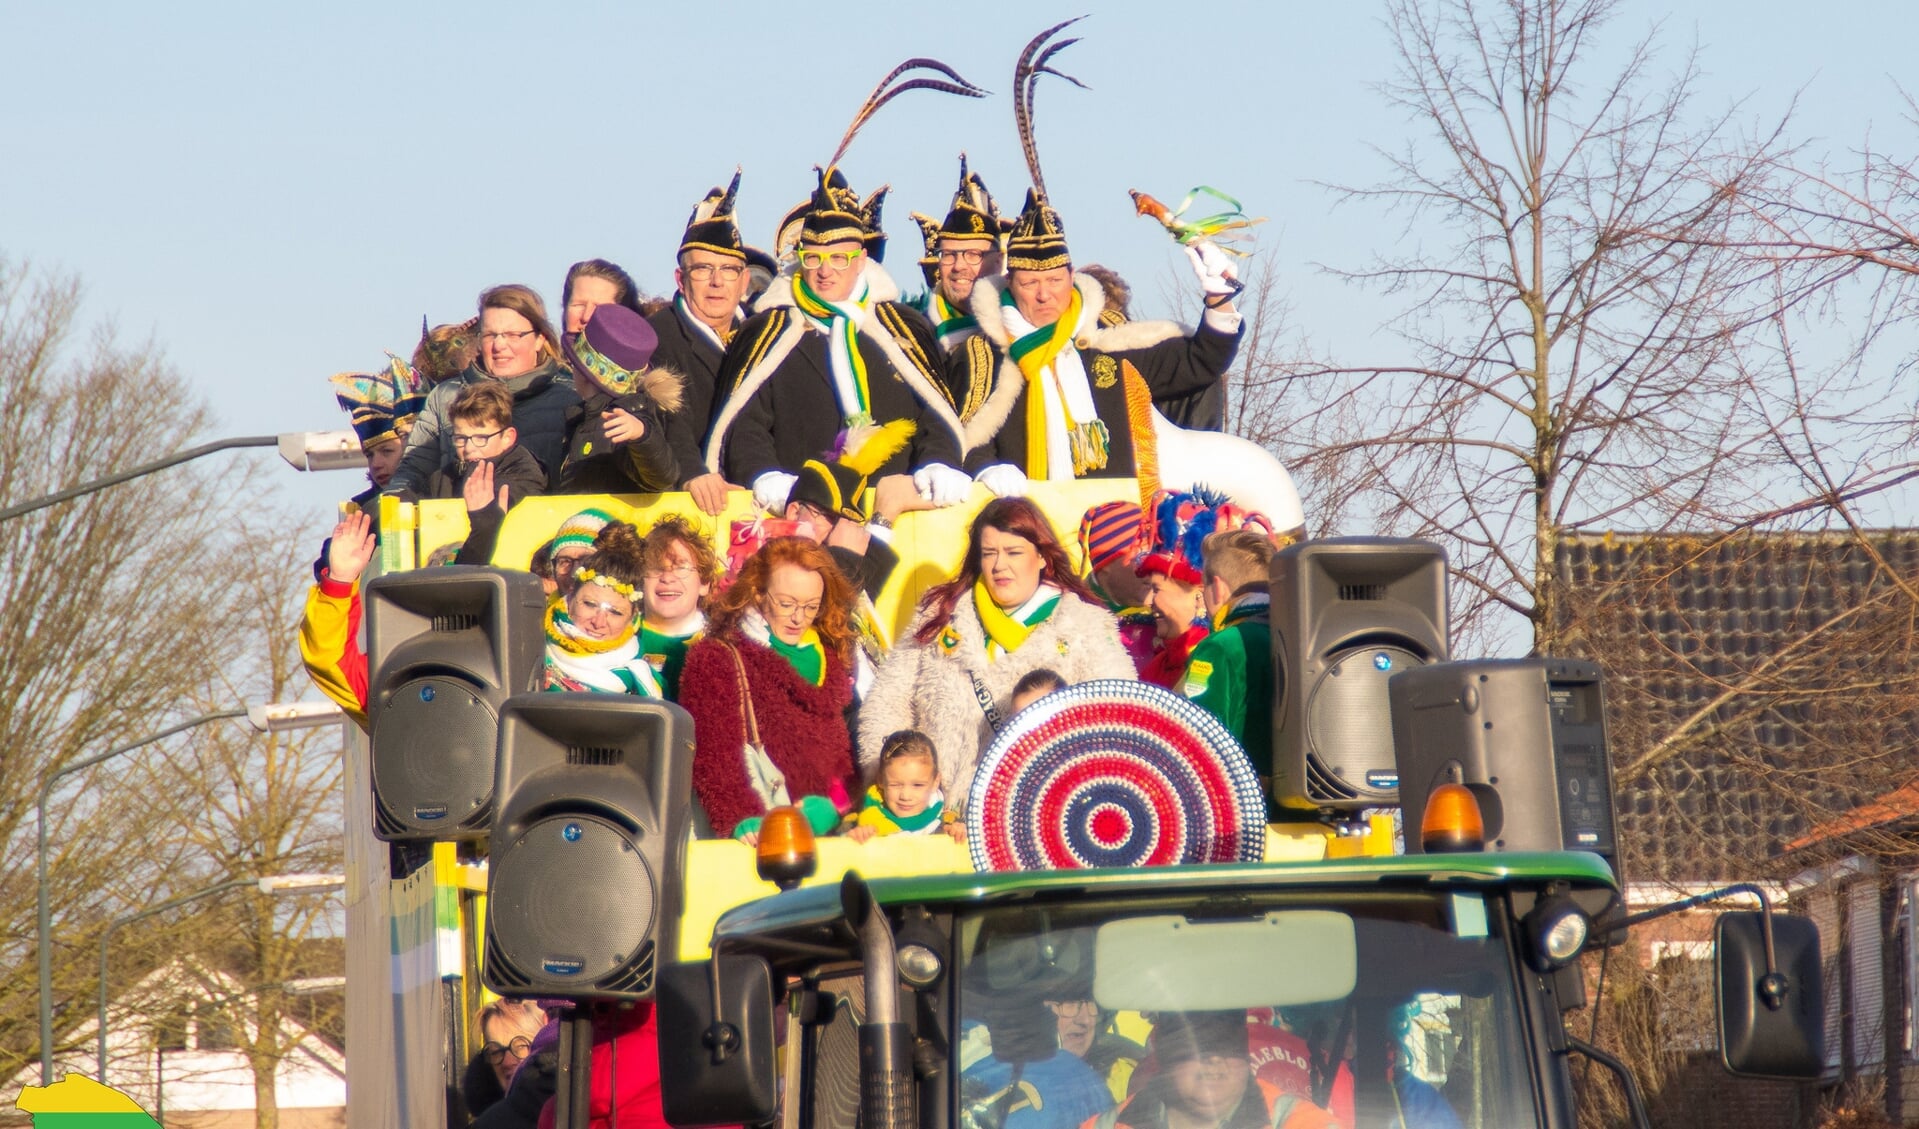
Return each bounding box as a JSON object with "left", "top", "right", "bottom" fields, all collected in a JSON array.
[{"left": 1717, "top": 910, "right": 1824, "bottom": 1078}]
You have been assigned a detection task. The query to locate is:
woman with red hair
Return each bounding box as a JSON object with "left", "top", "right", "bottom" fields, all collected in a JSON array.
[
  {"left": 681, "top": 537, "right": 861, "bottom": 840},
  {"left": 859, "top": 498, "right": 1136, "bottom": 816}
]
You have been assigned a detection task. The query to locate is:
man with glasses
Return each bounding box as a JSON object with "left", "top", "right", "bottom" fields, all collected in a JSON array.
[
  {"left": 705, "top": 166, "right": 973, "bottom": 514},
  {"left": 908, "top": 155, "right": 1008, "bottom": 363},
  {"left": 653, "top": 173, "right": 758, "bottom": 514}
]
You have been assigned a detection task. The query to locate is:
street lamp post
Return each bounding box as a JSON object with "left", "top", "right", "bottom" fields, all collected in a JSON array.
[
  {"left": 0, "top": 430, "right": 364, "bottom": 525},
  {"left": 36, "top": 701, "right": 346, "bottom": 1083},
  {"left": 97, "top": 874, "right": 345, "bottom": 1083}
]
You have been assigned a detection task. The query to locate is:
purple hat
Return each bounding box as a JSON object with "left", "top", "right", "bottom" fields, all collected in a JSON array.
[{"left": 565, "top": 304, "right": 658, "bottom": 396}]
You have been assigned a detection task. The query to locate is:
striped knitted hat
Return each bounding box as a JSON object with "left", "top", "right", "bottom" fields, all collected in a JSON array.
[
  {"left": 1078, "top": 501, "right": 1145, "bottom": 573},
  {"left": 550, "top": 508, "right": 615, "bottom": 555}
]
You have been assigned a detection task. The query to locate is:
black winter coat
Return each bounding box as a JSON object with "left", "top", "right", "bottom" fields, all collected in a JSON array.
[
  {"left": 557, "top": 389, "right": 679, "bottom": 494},
  {"left": 646, "top": 300, "right": 733, "bottom": 488}
]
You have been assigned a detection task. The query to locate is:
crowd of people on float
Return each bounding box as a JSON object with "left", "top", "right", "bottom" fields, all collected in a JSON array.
[
  {"left": 300, "top": 138, "right": 1293, "bottom": 835},
  {"left": 293, "top": 34, "right": 1337, "bottom": 1126}
]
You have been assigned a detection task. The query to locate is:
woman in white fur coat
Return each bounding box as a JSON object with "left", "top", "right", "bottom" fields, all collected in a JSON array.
[{"left": 860, "top": 497, "right": 1137, "bottom": 814}]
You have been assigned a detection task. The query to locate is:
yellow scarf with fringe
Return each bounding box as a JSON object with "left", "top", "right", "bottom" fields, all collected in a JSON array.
[{"left": 1005, "top": 286, "right": 1085, "bottom": 478}]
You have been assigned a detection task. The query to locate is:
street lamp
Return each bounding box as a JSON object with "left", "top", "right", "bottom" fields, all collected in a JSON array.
[
  {"left": 36, "top": 700, "right": 346, "bottom": 1083},
  {"left": 96, "top": 874, "right": 346, "bottom": 1082},
  {"left": 0, "top": 430, "right": 364, "bottom": 525}
]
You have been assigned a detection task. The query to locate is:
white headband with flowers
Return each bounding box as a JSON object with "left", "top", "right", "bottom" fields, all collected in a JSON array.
[{"left": 575, "top": 568, "right": 636, "bottom": 599}]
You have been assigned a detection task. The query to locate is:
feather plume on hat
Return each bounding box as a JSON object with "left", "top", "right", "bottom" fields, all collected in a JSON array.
[
  {"left": 792, "top": 58, "right": 989, "bottom": 253},
  {"left": 790, "top": 420, "right": 919, "bottom": 521},
  {"left": 1006, "top": 19, "right": 1089, "bottom": 272}
]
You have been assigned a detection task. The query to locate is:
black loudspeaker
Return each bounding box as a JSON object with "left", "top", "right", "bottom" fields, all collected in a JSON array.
[
  {"left": 1389, "top": 658, "right": 1620, "bottom": 878},
  {"left": 483, "top": 693, "right": 694, "bottom": 1002},
  {"left": 1270, "top": 538, "right": 1450, "bottom": 812},
  {"left": 365, "top": 566, "right": 547, "bottom": 841}
]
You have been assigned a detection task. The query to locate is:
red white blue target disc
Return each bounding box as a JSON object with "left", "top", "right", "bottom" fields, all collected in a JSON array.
[{"left": 967, "top": 679, "right": 1267, "bottom": 872}]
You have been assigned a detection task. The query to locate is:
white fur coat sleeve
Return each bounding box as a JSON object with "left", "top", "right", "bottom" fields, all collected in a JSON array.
[
  {"left": 859, "top": 617, "right": 933, "bottom": 781},
  {"left": 858, "top": 596, "right": 1141, "bottom": 813}
]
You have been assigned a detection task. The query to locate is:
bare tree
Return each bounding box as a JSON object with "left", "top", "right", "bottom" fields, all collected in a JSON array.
[
  {"left": 0, "top": 258, "right": 258, "bottom": 1087},
  {"left": 1310, "top": 0, "right": 1828, "bottom": 655}
]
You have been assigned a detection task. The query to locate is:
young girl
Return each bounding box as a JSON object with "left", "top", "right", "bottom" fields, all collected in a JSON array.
[
  {"left": 542, "top": 522, "right": 663, "bottom": 697},
  {"left": 847, "top": 730, "right": 964, "bottom": 842}
]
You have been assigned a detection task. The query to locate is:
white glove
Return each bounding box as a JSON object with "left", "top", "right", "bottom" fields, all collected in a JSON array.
[
  {"left": 752, "top": 470, "right": 800, "bottom": 515},
  {"left": 913, "top": 462, "right": 973, "bottom": 508},
  {"left": 974, "top": 463, "right": 1029, "bottom": 498},
  {"left": 1185, "top": 240, "right": 1239, "bottom": 297}
]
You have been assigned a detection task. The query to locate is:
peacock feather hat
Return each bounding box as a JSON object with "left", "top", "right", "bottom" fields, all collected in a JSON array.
[
  {"left": 680, "top": 169, "right": 747, "bottom": 262},
  {"left": 330, "top": 354, "right": 426, "bottom": 452},
  {"left": 1006, "top": 19, "right": 1088, "bottom": 273},
  {"left": 411, "top": 316, "right": 479, "bottom": 385}
]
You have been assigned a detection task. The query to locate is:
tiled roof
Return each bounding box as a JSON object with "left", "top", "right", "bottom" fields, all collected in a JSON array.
[{"left": 1553, "top": 529, "right": 1919, "bottom": 879}]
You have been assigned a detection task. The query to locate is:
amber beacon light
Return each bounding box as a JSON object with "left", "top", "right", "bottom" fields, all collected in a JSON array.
[
  {"left": 1420, "top": 783, "right": 1486, "bottom": 853},
  {"left": 755, "top": 806, "right": 819, "bottom": 890}
]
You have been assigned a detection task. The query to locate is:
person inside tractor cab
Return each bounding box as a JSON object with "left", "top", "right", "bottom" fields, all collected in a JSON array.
[
  {"left": 961, "top": 991, "right": 1114, "bottom": 1129},
  {"left": 1042, "top": 975, "right": 1144, "bottom": 1102},
  {"left": 1093, "top": 1011, "right": 1339, "bottom": 1129}
]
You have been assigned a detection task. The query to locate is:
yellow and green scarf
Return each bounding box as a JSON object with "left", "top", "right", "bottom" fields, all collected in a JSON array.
[
  {"left": 793, "top": 271, "right": 873, "bottom": 427},
  {"left": 930, "top": 291, "right": 976, "bottom": 342},
  {"left": 768, "top": 627, "right": 827, "bottom": 686},
  {"left": 973, "top": 580, "right": 1062, "bottom": 661},
  {"left": 1002, "top": 285, "right": 1108, "bottom": 477}
]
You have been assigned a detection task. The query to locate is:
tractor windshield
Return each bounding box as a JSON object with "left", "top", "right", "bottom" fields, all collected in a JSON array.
[{"left": 954, "top": 890, "right": 1536, "bottom": 1129}]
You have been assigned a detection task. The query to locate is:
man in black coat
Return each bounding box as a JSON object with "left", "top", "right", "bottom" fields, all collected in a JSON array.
[
  {"left": 705, "top": 167, "right": 971, "bottom": 514},
  {"left": 650, "top": 171, "right": 757, "bottom": 514},
  {"left": 947, "top": 188, "right": 1245, "bottom": 496}
]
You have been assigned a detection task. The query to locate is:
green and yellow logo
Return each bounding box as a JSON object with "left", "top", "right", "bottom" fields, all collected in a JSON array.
[{"left": 15, "top": 1074, "right": 160, "bottom": 1127}]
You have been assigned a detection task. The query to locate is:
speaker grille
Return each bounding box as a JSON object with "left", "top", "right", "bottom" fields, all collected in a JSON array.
[
  {"left": 431, "top": 613, "right": 480, "bottom": 632},
  {"left": 372, "top": 677, "right": 499, "bottom": 836},
  {"left": 488, "top": 814, "right": 658, "bottom": 992},
  {"left": 567, "top": 745, "right": 624, "bottom": 767},
  {"left": 1305, "top": 645, "right": 1425, "bottom": 801},
  {"left": 1338, "top": 584, "right": 1385, "bottom": 601}
]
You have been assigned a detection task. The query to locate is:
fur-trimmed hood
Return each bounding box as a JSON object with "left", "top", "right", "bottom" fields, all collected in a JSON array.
[{"left": 961, "top": 273, "right": 1190, "bottom": 451}]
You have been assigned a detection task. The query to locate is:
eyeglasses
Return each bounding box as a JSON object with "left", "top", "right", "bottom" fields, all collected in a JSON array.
[
  {"left": 643, "top": 564, "right": 701, "bottom": 581},
  {"left": 553, "top": 554, "right": 589, "bottom": 574},
  {"left": 480, "top": 329, "right": 537, "bottom": 345},
  {"left": 482, "top": 1036, "right": 533, "bottom": 1064},
  {"left": 798, "top": 250, "right": 861, "bottom": 271},
  {"left": 1046, "top": 1000, "right": 1098, "bottom": 1018},
  {"left": 577, "top": 596, "right": 633, "bottom": 619},
  {"left": 685, "top": 263, "right": 746, "bottom": 280},
  {"left": 452, "top": 428, "right": 507, "bottom": 448},
  {"left": 767, "top": 595, "right": 822, "bottom": 620},
  {"left": 938, "top": 249, "right": 987, "bottom": 265}
]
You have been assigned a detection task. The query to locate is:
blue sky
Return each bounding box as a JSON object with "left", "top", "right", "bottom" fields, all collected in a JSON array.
[{"left": 3, "top": 0, "right": 1910, "bottom": 520}]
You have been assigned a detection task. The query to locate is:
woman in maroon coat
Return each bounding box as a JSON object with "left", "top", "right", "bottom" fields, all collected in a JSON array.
[{"left": 681, "top": 536, "right": 860, "bottom": 840}]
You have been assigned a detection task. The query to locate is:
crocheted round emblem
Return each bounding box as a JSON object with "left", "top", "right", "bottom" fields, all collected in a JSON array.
[{"left": 966, "top": 678, "right": 1266, "bottom": 872}]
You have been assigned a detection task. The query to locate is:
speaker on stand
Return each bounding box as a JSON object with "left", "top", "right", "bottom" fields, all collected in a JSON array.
[
  {"left": 364, "top": 566, "right": 546, "bottom": 842},
  {"left": 1270, "top": 538, "right": 1450, "bottom": 814}
]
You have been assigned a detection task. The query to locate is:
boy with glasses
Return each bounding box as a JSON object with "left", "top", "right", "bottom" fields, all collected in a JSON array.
[{"left": 399, "top": 381, "right": 547, "bottom": 564}]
